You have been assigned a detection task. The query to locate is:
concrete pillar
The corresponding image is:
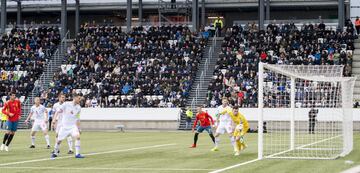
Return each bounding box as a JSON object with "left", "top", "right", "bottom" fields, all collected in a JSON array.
[
  {"left": 126, "top": 0, "right": 132, "bottom": 32},
  {"left": 338, "top": 0, "right": 344, "bottom": 30},
  {"left": 258, "top": 0, "right": 265, "bottom": 30},
  {"left": 266, "top": 0, "right": 270, "bottom": 21},
  {"left": 201, "top": 0, "right": 205, "bottom": 27},
  {"left": 75, "top": 0, "right": 80, "bottom": 36},
  {"left": 17, "top": 1, "right": 21, "bottom": 25},
  {"left": 138, "top": 0, "right": 142, "bottom": 26},
  {"left": 61, "top": 0, "right": 67, "bottom": 38},
  {"left": 1, "top": 0, "right": 7, "bottom": 34},
  {"left": 192, "top": 0, "right": 197, "bottom": 31}
]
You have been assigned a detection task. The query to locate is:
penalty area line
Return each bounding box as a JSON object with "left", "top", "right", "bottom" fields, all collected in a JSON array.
[
  {"left": 0, "top": 143, "right": 176, "bottom": 167},
  {"left": 209, "top": 158, "right": 261, "bottom": 173}
]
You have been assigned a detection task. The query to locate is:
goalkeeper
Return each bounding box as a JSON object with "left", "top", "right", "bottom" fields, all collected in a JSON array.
[{"left": 220, "top": 106, "right": 249, "bottom": 156}]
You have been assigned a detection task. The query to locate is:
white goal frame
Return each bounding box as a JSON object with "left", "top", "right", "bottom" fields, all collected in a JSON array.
[{"left": 258, "top": 62, "right": 356, "bottom": 160}]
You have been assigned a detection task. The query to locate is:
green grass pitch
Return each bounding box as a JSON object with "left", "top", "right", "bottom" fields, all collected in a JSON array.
[{"left": 0, "top": 130, "right": 359, "bottom": 173}]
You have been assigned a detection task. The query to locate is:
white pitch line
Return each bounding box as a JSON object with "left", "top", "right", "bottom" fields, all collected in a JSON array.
[
  {"left": 0, "top": 143, "right": 176, "bottom": 167},
  {"left": 209, "top": 134, "right": 344, "bottom": 173},
  {"left": 0, "top": 166, "right": 214, "bottom": 171},
  {"left": 340, "top": 165, "right": 360, "bottom": 173},
  {"left": 208, "top": 158, "right": 261, "bottom": 173}
]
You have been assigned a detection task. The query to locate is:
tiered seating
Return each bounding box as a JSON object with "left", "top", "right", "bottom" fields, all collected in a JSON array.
[
  {"left": 206, "top": 22, "right": 356, "bottom": 108},
  {"left": 0, "top": 26, "right": 60, "bottom": 104},
  {"left": 45, "top": 25, "right": 207, "bottom": 107}
]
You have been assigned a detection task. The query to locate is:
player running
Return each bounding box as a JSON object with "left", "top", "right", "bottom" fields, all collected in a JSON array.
[
  {"left": 51, "top": 94, "right": 84, "bottom": 159},
  {"left": 51, "top": 93, "right": 74, "bottom": 154},
  {"left": 220, "top": 106, "right": 249, "bottom": 156},
  {"left": 24, "top": 97, "right": 51, "bottom": 149},
  {"left": 212, "top": 98, "right": 234, "bottom": 152},
  {"left": 1, "top": 92, "right": 21, "bottom": 152},
  {"left": 190, "top": 106, "right": 216, "bottom": 148}
]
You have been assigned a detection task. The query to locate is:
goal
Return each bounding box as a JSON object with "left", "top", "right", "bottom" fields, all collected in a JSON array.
[{"left": 258, "top": 63, "right": 356, "bottom": 160}]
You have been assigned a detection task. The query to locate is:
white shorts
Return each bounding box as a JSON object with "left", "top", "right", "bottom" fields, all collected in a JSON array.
[
  {"left": 58, "top": 126, "right": 80, "bottom": 141},
  {"left": 216, "top": 123, "right": 233, "bottom": 135},
  {"left": 32, "top": 121, "right": 47, "bottom": 132},
  {"left": 55, "top": 123, "right": 62, "bottom": 134}
]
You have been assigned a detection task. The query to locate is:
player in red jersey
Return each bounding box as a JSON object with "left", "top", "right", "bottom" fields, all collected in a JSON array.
[
  {"left": 1, "top": 92, "right": 22, "bottom": 152},
  {"left": 190, "top": 106, "right": 216, "bottom": 148}
]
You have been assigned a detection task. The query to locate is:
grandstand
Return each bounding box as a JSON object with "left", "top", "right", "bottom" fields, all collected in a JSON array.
[{"left": 0, "top": 0, "right": 359, "bottom": 173}]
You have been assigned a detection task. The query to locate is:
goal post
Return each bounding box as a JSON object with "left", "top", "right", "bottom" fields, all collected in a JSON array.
[{"left": 258, "top": 62, "right": 356, "bottom": 160}]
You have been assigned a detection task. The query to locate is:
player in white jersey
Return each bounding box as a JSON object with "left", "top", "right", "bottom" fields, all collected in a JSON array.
[
  {"left": 51, "top": 93, "right": 74, "bottom": 154},
  {"left": 24, "top": 97, "right": 50, "bottom": 149},
  {"left": 211, "top": 97, "right": 235, "bottom": 152},
  {"left": 51, "top": 94, "right": 84, "bottom": 159}
]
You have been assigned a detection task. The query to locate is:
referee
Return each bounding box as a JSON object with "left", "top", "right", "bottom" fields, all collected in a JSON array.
[{"left": 308, "top": 107, "right": 318, "bottom": 134}]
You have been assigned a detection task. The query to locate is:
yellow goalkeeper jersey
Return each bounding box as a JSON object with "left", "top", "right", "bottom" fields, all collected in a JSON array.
[{"left": 221, "top": 109, "right": 249, "bottom": 136}]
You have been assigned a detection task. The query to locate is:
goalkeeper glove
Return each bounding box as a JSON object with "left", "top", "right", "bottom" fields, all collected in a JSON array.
[{"left": 239, "top": 136, "right": 244, "bottom": 143}]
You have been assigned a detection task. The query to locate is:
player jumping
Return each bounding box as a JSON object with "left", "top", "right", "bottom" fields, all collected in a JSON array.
[
  {"left": 25, "top": 97, "right": 51, "bottom": 149},
  {"left": 190, "top": 106, "right": 216, "bottom": 148},
  {"left": 51, "top": 93, "right": 74, "bottom": 154},
  {"left": 51, "top": 93, "right": 84, "bottom": 159},
  {"left": 212, "top": 98, "right": 234, "bottom": 152},
  {"left": 1, "top": 92, "right": 21, "bottom": 152},
  {"left": 220, "top": 106, "right": 249, "bottom": 156}
]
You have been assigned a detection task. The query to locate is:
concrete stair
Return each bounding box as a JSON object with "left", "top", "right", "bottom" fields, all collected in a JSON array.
[
  {"left": 178, "top": 37, "right": 223, "bottom": 130},
  {"left": 17, "top": 35, "right": 70, "bottom": 129},
  {"left": 352, "top": 39, "right": 360, "bottom": 101}
]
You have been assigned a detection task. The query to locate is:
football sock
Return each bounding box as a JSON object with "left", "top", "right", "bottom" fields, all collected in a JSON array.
[
  {"left": 215, "top": 137, "right": 220, "bottom": 147},
  {"left": 31, "top": 136, "right": 35, "bottom": 145},
  {"left": 209, "top": 134, "right": 216, "bottom": 144},
  {"left": 6, "top": 134, "right": 14, "bottom": 146},
  {"left": 193, "top": 133, "right": 199, "bottom": 145},
  {"left": 3, "top": 133, "right": 9, "bottom": 145},
  {"left": 75, "top": 140, "right": 81, "bottom": 155},
  {"left": 229, "top": 136, "right": 235, "bottom": 147},
  {"left": 67, "top": 136, "right": 73, "bottom": 151},
  {"left": 45, "top": 135, "right": 50, "bottom": 146}
]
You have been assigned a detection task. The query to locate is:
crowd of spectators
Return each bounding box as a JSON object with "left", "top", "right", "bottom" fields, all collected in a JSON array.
[
  {"left": 43, "top": 24, "right": 207, "bottom": 108},
  {"left": 206, "top": 21, "right": 357, "bottom": 108},
  {"left": 0, "top": 26, "right": 60, "bottom": 105}
]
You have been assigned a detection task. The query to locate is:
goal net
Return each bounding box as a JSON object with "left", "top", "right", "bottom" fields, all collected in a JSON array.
[{"left": 258, "top": 63, "right": 356, "bottom": 160}]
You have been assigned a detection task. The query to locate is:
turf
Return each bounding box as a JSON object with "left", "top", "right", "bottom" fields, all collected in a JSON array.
[{"left": 0, "top": 130, "right": 359, "bottom": 173}]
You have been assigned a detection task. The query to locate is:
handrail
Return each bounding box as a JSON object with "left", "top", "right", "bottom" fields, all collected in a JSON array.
[{"left": 192, "top": 30, "right": 217, "bottom": 107}]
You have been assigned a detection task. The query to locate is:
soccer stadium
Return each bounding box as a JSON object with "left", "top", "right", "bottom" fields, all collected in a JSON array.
[{"left": 0, "top": 0, "right": 360, "bottom": 172}]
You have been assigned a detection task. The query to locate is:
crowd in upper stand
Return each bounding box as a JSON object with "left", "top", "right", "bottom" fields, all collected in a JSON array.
[
  {"left": 0, "top": 26, "right": 60, "bottom": 106},
  {"left": 41, "top": 24, "right": 207, "bottom": 108},
  {"left": 206, "top": 21, "right": 357, "bottom": 108}
]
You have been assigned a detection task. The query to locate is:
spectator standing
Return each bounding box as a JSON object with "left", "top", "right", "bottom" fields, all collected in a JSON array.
[
  {"left": 91, "top": 97, "right": 98, "bottom": 108},
  {"left": 185, "top": 107, "right": 193, "bottom": 129},
  {"left": 0, "top": 112, "right": 7, "bottom": 129},
  {"left": 214, "top": 17, "right": 223, "bottom": 37},
  {"left": 308, "top": 108, "right": 318, "bottom": 134},
  {"left": 355, "top": 16, "right": 360, "bottom": 35}
]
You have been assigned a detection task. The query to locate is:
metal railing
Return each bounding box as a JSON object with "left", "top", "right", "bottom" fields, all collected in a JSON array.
[
  {"left": 190, "top": 31, "right": 218, "bottom": 109},
  {"left": 22, "top": 31, "right": 69, "bottom": 116}
]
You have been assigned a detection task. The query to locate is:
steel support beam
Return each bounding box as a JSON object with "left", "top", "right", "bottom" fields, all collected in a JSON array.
[
  {"left": 192, "top": 0, "right": 197, "bottom": 31},
  {"left": 338, "top": 0, "right": 344, "bottom": 30},
  {"left": 1, "top": 0, "right": 7, "bottom": 34},
  {"left": 258, "top": 0, "right": 265, "bottom": 30},
  {"left": 126, "top": 0, "right": 132, "bottom": 32},
  {"left": 75, "top": 0, "right": 80, "bottom": 36},
  {"left": 139, "top": 0, "right": 142, "bottom": 26},
  {"left": 61, "top": 0, "right": 67, "bottom": 38},
  {"left": 266, "top": 0, "right": 270, "bottom": 21},
  {"left": 17, "top": 1, "right": 21, "bottom": 25},
  {"left": 201, "top": 0, "right": 205, "bottom": 27}
]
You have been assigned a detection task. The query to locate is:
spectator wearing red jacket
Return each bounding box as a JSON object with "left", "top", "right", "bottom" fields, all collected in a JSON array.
[
  {"left": 190, "top": 106, "right": 216, "bottom": 148},
  {"left": 1, "top": 92, "right": 22, "bottom": 151}
]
